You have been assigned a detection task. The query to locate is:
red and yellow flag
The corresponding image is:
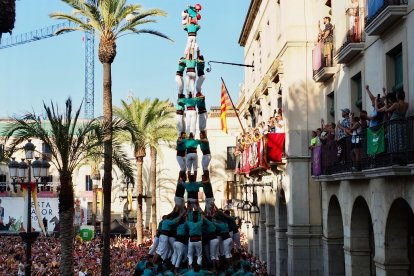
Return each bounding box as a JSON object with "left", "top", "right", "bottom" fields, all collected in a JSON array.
[{"left": 220, "top": 82, "right": 232, "bottom": 133}]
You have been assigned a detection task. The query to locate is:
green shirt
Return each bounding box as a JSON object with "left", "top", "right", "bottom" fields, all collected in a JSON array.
[
  {"left": 176, "top": 222, "right": 188, "bottom": 236},
  {"left": 178, "top": 58, "right": 186, "bottom": 73},
  {"left": 176, "top": 140, "right": 186, "bottom": 152},
  {"left": 185, "top": 59, "right": 197, "bottom": 69},
  {"left": 185, "top": 24, "right": 200, "bottom": 34},
  {"left": 184, "top": 181, "right": 203, "bottom": 193},
  {"left": 199, "top": 140, "right": 210, "bottom": 152},
  {"left": 197, "top": 60, "right": 205, "bottom": 76},
  {"left": 202, "top": 218, "right": 216, "bottom": 234},
  {"left": 213, "top": 220, "right": 229, "bottom": 234},
  {"left": 161, "top": 217, "right": 179, "bottom": 231},
  {"left": 196, "top": 97, "right": 206, "bottom": 110},
  {"left": 182, "top": 138, "right": 200, "bottom": 149},
  {"left": 186, "top": 217, "right": 203, "bottom": 237},
  {"left": 179, "top": 97, "right": 200, "bottom": 108}
]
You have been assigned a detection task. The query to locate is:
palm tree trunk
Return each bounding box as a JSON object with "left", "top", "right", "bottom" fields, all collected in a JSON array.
[
  {"left": 136, "top": 155, "right": 144, "bottom": 244},
  {"left": 150, "top": 146, "right": 157, "bottom": 236},
  {"left": 101, "top": 62, "right": 113, "bottom": 276},
  {"left": 59, "top": 171, "right": 74, "bottom": 276}
]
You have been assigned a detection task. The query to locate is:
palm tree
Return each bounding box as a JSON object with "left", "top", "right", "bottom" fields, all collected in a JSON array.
[
  {"left": 2, "top": 98, "right": 134, "bottom": 275},
  {"left": 146, "top": 103, "right": 176, "bottom": 235},
  {"left": 50, "top": 1, "right": 171, "bottom": 273},
  {"left": 113, "top": 98, "right": 175, "bottom": 242},
  {"left": 0, "top": 0, "right": 16, "bottom": 39}
]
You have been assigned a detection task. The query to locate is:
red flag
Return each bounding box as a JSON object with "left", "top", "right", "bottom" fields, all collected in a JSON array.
[
  {"left": 267, "top": 133, "right": 285, "bottom": 162},
  {"left": 220, "top": 82, "right": 232, "bottom": 133}
]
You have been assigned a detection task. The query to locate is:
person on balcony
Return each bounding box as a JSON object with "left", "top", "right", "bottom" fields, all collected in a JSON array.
[
  {"left": 309, "top": 131, "right": 318, "bottom": 150},
  {"left": 347, "top": 0, "right": 360, "bottom": 42},
  {"left": 365, "top": 85, "right": 385, "bottom": 128},
  {"left": 375, "top": 90, "right": 409, "bottom": 156},
  {"left": 318, "top": 16, "right": 334, "bottom": 67},
  {"left": 275, "top": 112, "right": 284, "bottom": 133},
  {"left": 346, "top": 114, "right": 362, "bottom": 171},
  {"left": 336, "top": 108, "right": 351, "bottom": 163}
]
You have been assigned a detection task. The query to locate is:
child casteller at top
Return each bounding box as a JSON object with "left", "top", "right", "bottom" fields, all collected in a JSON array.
[{"left": 181, "top": 4, "right": 202, "bottom": 25}]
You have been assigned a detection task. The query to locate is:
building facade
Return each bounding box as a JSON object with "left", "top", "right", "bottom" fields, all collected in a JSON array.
[{"left": 236, "top": 0, "right": 414, "bottom": 275}]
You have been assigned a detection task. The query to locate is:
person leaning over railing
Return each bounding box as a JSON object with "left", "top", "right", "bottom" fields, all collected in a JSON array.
[
  {"left": 336, "top": 108, "right": 351, "bottom": 163},
  {"left": 345, "top": 113, "right": 362, "bottom": 171},
  {"left": 375, "top": 90, "right": 409, "bottom": 158}
]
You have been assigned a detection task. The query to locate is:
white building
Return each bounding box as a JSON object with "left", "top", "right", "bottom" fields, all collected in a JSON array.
[{"left": 237, "top": 0, "right": 414, "bottom": 275}]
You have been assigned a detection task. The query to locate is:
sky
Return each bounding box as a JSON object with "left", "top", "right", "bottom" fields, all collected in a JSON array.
[{"left": 0, "top": 0, "right": 250, "bottom": 118}]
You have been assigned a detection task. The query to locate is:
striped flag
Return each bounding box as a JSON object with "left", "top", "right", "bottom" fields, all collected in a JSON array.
[{"left": 220, "top": 81, "right": 232, "bottom": 133}]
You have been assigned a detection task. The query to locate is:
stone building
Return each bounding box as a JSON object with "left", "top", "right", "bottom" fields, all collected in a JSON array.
[{"left": 235, "top": 0, "right": 414, "bottom": 275}]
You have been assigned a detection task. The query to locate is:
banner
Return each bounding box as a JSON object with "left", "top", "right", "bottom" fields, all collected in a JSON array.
[
  {"left": 312, "top": 146, "right": 322, "bottom": 176},
  {"left": 0, "top": 197, "right": 59, "bottom": 233},
  {"left": 367, "top": 126, "right": 385, "bottom": 155},
  {"left": 267, "top": 133, "right": 285, "bottom": 162}
]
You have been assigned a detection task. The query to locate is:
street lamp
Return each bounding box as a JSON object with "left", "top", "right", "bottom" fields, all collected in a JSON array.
[
  {"left": 8, "top": 140, "right": 50, "bottom": 276},
  {"left": 242, "top": 186, "right": 251, "bottom": 223},
  {"left": 249, "top": 189, "right": 260, "bottom": 233}
]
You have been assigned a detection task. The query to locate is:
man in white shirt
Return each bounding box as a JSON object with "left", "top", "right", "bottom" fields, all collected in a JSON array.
[{"left": 275, "top": 113, "right": 284, "bottom": 133}]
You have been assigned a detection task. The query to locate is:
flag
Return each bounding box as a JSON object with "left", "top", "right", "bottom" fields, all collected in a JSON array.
[
  {"left": 367, "top": 125, "right": 385, "bottom": 155},
  {"left": 267, "top": 133, "right": 285, "bottom": 162},
  {"left": 220, "top": 82, "right": 232, "bottom": 133}
]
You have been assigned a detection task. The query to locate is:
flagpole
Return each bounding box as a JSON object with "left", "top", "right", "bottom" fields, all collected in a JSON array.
[{"left": 221, "top": 77, "right": 246, "bottom": 134}]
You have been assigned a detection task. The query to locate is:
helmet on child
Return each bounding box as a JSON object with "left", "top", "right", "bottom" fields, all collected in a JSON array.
[{"left": 195, "top": 4, "right": 202, "bottom": 11}]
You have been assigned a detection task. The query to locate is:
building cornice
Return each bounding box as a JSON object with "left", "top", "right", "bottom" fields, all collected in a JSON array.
[{"left": 238, "top": 0, "right": 262, "bottom": 47}]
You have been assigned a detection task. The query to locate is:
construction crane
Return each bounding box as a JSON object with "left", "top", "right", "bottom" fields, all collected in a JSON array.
[{"left": 0, "top": 21, "right": 95, "bottom": 119}]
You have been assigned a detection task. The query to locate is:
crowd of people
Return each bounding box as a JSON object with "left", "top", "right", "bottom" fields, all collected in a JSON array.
[
  {"left": 0, "top": 229, "right": 267, "bottom": 275},
  {"left": 233, "top": 110, "right": 285, "bottom": 173},
  {"left": 0, "top": 235, "right": 151, "bottom": 275},
  {"left": 310, "top": 85, "right": 409, "bottom": 172}
]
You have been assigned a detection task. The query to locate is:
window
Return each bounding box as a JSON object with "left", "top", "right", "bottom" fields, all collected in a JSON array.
[
  {"left": 351, "top": 73, "right": 362, "bottom": 111},
  {"left": 42, "top": 142, "right": 52, "bottom": 160},
  {"left": 327, "top": 92, "right": 335, "bottom": 122},
  {"left": 387, "top": 44, "right": 403, "bottom": 93},
  {"left": 226, "top": 147, "right": 237, "bottom": 170},
  {"left": 40, "top": 175, "right": 53, "bottom": 191},
  {"left": 85, "top": 175, "right": 93, "bottom": 191}
]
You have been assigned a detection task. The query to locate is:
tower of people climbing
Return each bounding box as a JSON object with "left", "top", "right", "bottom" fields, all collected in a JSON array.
[{"left": 149, "top": 6, "right": 241, "bottom": 273}]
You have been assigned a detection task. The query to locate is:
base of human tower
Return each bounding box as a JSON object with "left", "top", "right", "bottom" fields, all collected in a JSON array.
[{"left": 140, "top": 196, "right": 268, "bottom": 276}]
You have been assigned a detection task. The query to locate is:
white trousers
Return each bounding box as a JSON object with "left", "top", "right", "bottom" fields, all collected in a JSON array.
[
  {"left": 148, "top": 236, "right": 159, "bottom": 255},
  {"left": 196, "top": 74, "right": 206, "bottom": 93},
  {"left": 186, "top": 72, "right": 196, "bottom": 95},
  {"left": 202, "top": 154, "right": 211, "bottom": 171},
  {"left": 188, "top": 240, "right": 202, "bottom": 266},
  {"left": 156, "top": 234, "right": 170, "bottom": 260},
  {"left": 172, "top": 241, "right": 188, "bottom": 268},
  {"left": 176, "top": 113, "right": 185, "bottom": 136},
  {"left": 176, "top": 155, "right": 186, "bottom": 172},
  {"left": 168, "top": 237, "right": 176, "bottom": 258},
  {"left": 198, "top": 112, "right": 207, "bottom": 132},
  {"left": 221, "top": 237, "right": 233, "bottom": 259},
  {"left": 175, "top": 196, "right": 184, "bottom": 207},
  {"left": 185, "top": 110, "right": 197, "bottom": 135},
  {"left": 186, "top": 152, "right": 198, "bottom": 172},
  {"left": 209, "top": 238, "right": 220, "bottom": 260},
  {"left": 175, "top": 75, "right": 184, "bottom": 95},
  {"left": 185, "top": 36, "right": 199, "bottom": 55}
]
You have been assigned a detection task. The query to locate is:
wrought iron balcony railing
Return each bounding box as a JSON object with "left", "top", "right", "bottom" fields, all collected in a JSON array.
[{"left": 312, "top": 116, "right": 414, "bottom": 177}]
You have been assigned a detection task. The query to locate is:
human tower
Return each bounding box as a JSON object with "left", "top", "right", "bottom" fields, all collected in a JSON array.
[{"left": 149, "top": 5, "right": 241, "bottom": 273}]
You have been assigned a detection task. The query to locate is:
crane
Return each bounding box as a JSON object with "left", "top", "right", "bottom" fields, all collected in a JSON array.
[{"left": 0, "top": 21, "right": 95, "bottom": 119}]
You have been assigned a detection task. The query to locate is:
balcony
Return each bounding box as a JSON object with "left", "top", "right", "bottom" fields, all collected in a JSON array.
[
  {"left": 0, "top": 181, "right": 59, "bottom": 196},
  {"left": 313, "top": 42, "right": 336, "bottom": 82},
  {"left": 335, "top": 8, "right": 365, "bottom": 64},
  {"left": 312, "top": 116, "right": 414, "bottom": 181},
  {"left": 235, "top": 133, "right": 285, "bottom": 176},
  {"left": 365, "top": 0, "right": 408, "bottom": 36}
]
